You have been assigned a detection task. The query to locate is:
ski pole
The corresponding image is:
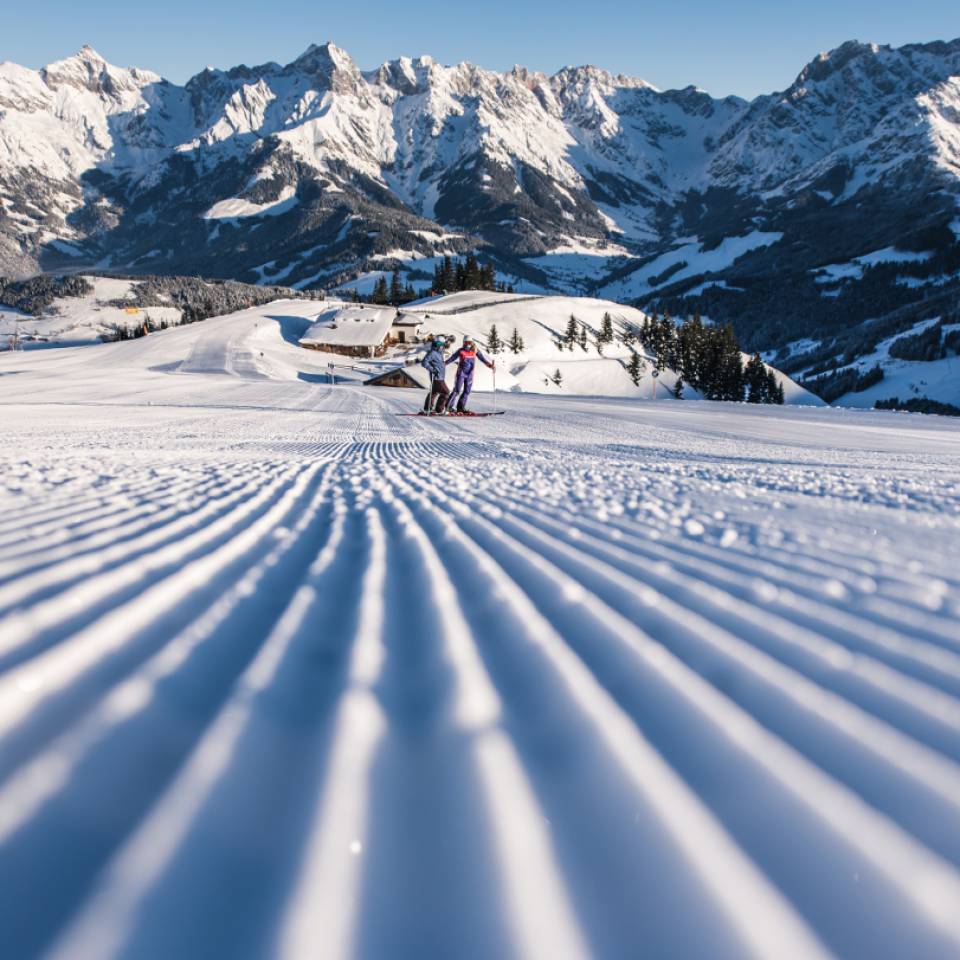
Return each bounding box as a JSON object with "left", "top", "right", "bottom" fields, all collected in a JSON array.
[{"left": 493, "top": 365, "right": 497, "bottom": 413}]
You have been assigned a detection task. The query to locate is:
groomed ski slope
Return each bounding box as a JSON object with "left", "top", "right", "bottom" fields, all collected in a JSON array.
[{"left": 1, "top": 312, "right": 960, "bottom": 960}]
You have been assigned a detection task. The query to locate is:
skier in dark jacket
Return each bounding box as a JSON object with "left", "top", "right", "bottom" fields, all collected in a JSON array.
[
  {"left": 421, "top": 337, "right": 451, "bottom": 414},
  {"left": 445, "top": 335, "right": 494, "bottom": 414}
]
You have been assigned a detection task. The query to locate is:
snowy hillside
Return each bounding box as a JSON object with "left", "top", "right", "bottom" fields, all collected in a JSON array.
[
  {"left": 789, "top": 316, "right": 960, "bottom": 411},
  {"left": 0, "top": 274, "right": 321, "bottom": 350},
  {"left": 2, "top": 284, "right": 818, "bottom": 404},
  {"left": 2, "top": 306, "right": 960, "bottom": 959},
  {"left": 0, "top": 277, "right": 180, "bottom": 346},
  {"left": 400, "top": 291, "right": 818, "bottom": 403},
  {"left": 406, "top": 292, "right": 680, "bottom": 399}
]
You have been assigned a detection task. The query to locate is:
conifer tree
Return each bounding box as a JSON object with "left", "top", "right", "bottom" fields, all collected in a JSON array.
[
  {"left": 672, "top": 376, "right": 684, "bottom": 400},
  {"left": 578, "top": 322, "right": 589, "bottom": 352},
  {"left": 509, "top": 327, "right": 525, "bottom": 354},
  {"left": 641, "top": 312, "right": 659, "bottom": 354},
  {"left": 371, "top": 275, "right": 388, "bottom": 305},
  {"left": 441, "top": 256, "right": 455, "bottom": 293},
  {"left": 745, "top": 352, "right": 766, "bottom": 403},
  {"left": 487, "top": 324, "right": 502, "bottom": 354},
  {"left": 653, "top": 312, "right": 679, "bottom": 372},
  {"left": 719, "top": 326, "right": 745, "bottom": 401},
  {"left": 553, "top": 368, "right": 563, "bottom": 387},
  {"left": 599, "top": 311, "right": 615, "bottom": 345},
  {"left": 627, "top": 350, "right": 644, "bottom": 386},
  {"left": 464, "top": 254, "right": 481, "bottom": 290},
  {"left": 563, "top": 315, "right": 578, "bottom": 350},
  {"left": 389, "top": 267, "right": 402, "bottom": 306},
  {"left": 680, "top": 314, "right": 706, "bottom": 391}
]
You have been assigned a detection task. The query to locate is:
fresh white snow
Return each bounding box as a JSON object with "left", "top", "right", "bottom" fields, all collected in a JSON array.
[
  {"left": 203, "top": 186, "right": 299, "bottom": 221},
  {"left": 825, "top": 318, "right": 960, "bottom": 410},
  {"left": 599, "top": 232, "right": 783, "bottom": 299},
  {"left": 1, "top": 298, "right": 959, "bottom": 959},
  {"left": 813, "top": 247, "right": 934, "bottom": 284}
]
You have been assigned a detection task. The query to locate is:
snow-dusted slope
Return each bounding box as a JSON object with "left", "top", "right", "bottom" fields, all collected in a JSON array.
[
  {"left": 2, "top": 318, "right": 960, "bottom": 959},
  {"left": 796, "top": 317, "right": 960, "bottom": 410},
  {"left": 0, "top": 277, "right": 181, "bottom": 346}
]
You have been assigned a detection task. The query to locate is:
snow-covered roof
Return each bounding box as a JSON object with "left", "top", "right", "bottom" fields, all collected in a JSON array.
[
  {"left": 366, "top": 364, "right": 431, "bottom": 388},
  {"left": 299, "top": 306, "right": 395, "bottom": 347},
  {"left": 392, "top": 311, "right": 423, "bottom": 327}
]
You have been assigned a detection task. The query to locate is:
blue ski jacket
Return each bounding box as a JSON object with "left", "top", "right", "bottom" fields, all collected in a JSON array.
[{"left": 421, "top": 346, "right": 446, "bottom": 381}]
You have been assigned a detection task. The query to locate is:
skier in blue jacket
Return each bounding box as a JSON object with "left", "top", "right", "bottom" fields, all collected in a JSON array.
[
  {"left": 421, "top": 337, "right": 451, "bottom": 414},
  {"left": 445, "top": 335, "right": 494, "bottom": 414}
]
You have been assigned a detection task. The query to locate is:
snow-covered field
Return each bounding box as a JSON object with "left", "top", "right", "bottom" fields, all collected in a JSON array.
[
  {"left": 0, "top": 278, "right": 181, "bottom": 348},
  {"left": 1, "top": 308, "right": 960, "bottom": 959}
]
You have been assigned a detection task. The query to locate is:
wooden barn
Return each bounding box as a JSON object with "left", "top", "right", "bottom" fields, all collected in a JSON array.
[{"left": 364, "top": 365, "right": 431, "bottom": 389}]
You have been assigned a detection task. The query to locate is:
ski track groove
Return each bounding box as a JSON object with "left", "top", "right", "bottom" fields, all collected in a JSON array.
[
  {"left": 392, "top": 463, "right": 960, "bottom": 958},
  {"left": 458, "top": 480, "right": 960, "bottom": 749},
  {"left": 495, "top": 482, "right": 960, "bottom": 691},
  {"left": 445, "top": 477, "right": 960, "bottom": 863},
  {"left": 1, "top": 384, "right": 959, "bottom": 959},
  {"left": 0, "top": 470, "right": 262, "bottom": 593}
]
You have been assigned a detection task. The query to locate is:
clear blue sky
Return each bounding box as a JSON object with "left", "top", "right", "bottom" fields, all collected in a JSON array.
[{"left": 4, "top": 0, "right": 959, "bottom": 98}]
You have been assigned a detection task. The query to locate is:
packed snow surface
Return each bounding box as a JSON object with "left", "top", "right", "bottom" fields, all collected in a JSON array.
[{"left": 1, "top": 305, "right": 960, "bottom": 959}]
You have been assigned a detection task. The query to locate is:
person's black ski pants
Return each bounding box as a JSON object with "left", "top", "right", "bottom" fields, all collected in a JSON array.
[{"left": 424, "top": 378, "right": 450, "bottom": 412}]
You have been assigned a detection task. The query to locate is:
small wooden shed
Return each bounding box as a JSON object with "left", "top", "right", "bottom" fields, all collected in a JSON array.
[
  {"left": 390, "top": 311, "right": 424, "bottom": 344},
  {"left": 364, "top": 365, "right": 430, "bottom": 389}
]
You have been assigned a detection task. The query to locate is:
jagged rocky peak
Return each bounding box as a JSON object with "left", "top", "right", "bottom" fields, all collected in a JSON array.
[
  {"left": 509, "top": 64, "right": 550, "bottom": 92},
  {"left": 662, "top": 84, "right": 735, "bottom": 117},
  {"left": 41, "top": 44, "right": 159, "bottom": 94},
  {"left": 368, "top": 55, "right": 430, "bottom": 95},
  {"left": 290, "top": 42, "right": 354, "bottom": 76},
  {"left": 284, "top": 41, "right": 363, "bottom": 96},
  {"left": 42, "top": 45, "right": 107, "bottom": 86},
  {"left": 794, "top": 39, "right": 883, "bottom": 86},
  {"left": 551, "top": 63, "right": 654, "bottom": 92},
  {"left": 74, "top": 43, "right": 106, "bottom": 64}
]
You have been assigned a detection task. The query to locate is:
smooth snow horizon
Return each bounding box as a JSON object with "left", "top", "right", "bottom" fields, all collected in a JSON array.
[{"left": 1, "top": 302, "right": 960, "bottom": 959}]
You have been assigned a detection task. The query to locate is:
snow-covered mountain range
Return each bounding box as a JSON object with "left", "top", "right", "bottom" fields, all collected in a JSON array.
[{"left": 2, "top": 39, "right": 959, "bottom": 360}]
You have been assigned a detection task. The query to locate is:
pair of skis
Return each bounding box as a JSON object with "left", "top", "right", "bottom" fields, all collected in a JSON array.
[{"left": 399, "top": 410, "right": 505, "bottom": 417}]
